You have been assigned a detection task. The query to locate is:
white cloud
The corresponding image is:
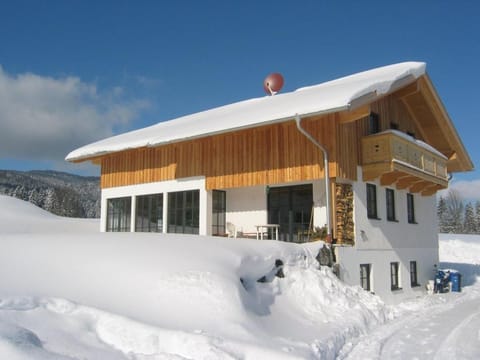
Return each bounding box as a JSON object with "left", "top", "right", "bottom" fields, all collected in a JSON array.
[
  {"left": 0, "top": 66, "right": 148, "bottom": 165},
  {"left": 438, "top": 179, "right": 480, "bottom": 202}
]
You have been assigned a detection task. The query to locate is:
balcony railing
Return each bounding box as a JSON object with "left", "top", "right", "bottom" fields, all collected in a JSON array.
[{"left": 361, "top": 130, "right": 448, "bottom": 195}]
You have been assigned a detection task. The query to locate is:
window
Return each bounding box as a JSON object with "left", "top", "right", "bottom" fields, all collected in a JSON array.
[
  {"left": 212, "top": 190, "right": 226, "bottom": 236},
  {"left": 106, "top": 197, "right": 131, "bottom": 232},
  {"left": 366, "top": 184, "right": 378, "bottom": 219},
  {"left": 386, "top": 188, "right": 397, "bottom": 221},
  {"left": 360, "top": 264, "right": 371, "bottom": 291},
  {"left": 168, "top": 190, "right": 200, "bottom": 234},
  {"left": 407, "top": 193, "right": 416, "bottom": 224},
  {"left": 369, "top": 112, "right": 380, "bottom": 134},
  {"left": 390, "top": 122, "right": 399, "bottom": 130},
  {"left": 390, "top": 262, "right": 400, "bottom": 290},
  {"left": 136, "top": 194, "right": 163, "bottom": 232},
  {"left": 410, "top": 261, "right": 419, "bottom": 287}
]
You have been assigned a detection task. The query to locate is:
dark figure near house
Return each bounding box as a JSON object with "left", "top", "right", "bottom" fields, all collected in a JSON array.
[
  {"left": 316, "top": 244, "right": 333, "bottom": 267},
  {"left": 257, "top": 259, "right": 285, "bottom": 283}
]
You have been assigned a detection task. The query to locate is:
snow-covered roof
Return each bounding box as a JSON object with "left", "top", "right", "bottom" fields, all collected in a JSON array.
[{"left": 66, "top": 62, "right": 426, "bottom": 162}]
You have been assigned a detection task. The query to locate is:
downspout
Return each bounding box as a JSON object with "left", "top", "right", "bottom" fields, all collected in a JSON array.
[{"left": 295, "top": 113, "right": 332, "bottom": 241}]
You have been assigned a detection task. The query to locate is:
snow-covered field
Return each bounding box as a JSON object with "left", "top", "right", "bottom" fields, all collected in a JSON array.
[{"left": 0, "top": 195, "right": 479, "bottom": 359}]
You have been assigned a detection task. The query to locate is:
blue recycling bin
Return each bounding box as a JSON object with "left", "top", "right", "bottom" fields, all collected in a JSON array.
[
  {"left": 450, "top": 272, "right": 462, "bottom": 292},
  {"left": 435, "top": 270, "right": 450, "bottom": 293}
]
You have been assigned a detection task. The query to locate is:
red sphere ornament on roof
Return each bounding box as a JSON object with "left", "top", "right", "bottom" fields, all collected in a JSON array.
[{"left": 263, "top": 73, "right": 284, "bottom": 95}]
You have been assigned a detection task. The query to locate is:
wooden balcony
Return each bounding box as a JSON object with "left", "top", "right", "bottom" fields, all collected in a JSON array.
[{"left": 361, "top": 130, "right": 448, "bottom": 196}]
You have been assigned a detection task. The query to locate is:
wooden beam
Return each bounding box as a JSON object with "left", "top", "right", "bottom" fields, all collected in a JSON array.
[
  {"left": 380, "top": 171, "right": 404, "bottom": 186},
  {"left": 421, "top": 184, "right": 445, "bottom": 196},
  {"left": 400, "top": 96, "right": 428, "bottom": 144},
  {"left": 396, "top": 176, "right": 420, "bottom": 189},
  {"left": 409, "top": 181, "right": 431, "bottom": 193},
  {"left": 362, "top": 163, "right": 391, "bottom": 182},
  {"left": 393, "top": 81, "right": 419, "bottom": 99},
  {"left": 419, "top": 76, "right": 473, "bottom": 172},
  {"left": 338, "top": 105, "right": 371, "bottom": 123}
]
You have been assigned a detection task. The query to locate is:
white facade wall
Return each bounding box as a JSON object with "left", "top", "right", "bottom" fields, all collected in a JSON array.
[
  {"left": 312, "top": 179, "right": 328, "bottom": 231},
  {"left": 225, "top": 186, "right": 267, "bottom": 235},
  {"left": 338, "top": 247, "right": 437, "bottom": 303},
  {"left": 224, "top": 180, "right": 328, "bottom": 236},
  {"left": 336, "top": 168, "right": 439, "bottom": 303}
]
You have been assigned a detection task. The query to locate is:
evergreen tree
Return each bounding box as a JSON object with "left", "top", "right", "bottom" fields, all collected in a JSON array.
[
  {"left": 463, "top": 202, "right": 476, "bottom": 234},
  {"left": 475, "top": 201, "right": 480, "bottom": 233},
  {"left": 437, "top": 196, "right": 448, "bottom": 233},
  {"left": 444, "top": 190, "right": 464, "bottom": 233}
]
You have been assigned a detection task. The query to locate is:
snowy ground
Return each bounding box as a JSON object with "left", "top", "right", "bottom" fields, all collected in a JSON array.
[{"left": 0, "top": 195, "right": 479, "bottom": 359}]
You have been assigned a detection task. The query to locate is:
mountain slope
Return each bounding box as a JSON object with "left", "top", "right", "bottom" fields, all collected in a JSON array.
[{"left": 0, "top": 170, "right": 100, "bottom": 218}]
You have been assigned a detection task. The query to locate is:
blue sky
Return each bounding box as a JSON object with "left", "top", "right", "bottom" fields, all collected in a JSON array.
[{"left": 0, "top": 1, "right": 479, "bottom": 197}]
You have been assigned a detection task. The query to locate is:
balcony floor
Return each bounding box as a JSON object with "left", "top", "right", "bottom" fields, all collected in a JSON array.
[{"left": 363, "top": 161, "right": 448, "bottom": 196}]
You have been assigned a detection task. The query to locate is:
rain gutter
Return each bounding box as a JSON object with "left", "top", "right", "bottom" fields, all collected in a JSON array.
[{"left": 295, "top": 113, "right": 335, "bottom": 241}]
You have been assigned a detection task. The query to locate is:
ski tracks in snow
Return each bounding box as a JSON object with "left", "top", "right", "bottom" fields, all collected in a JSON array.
[{"left": 339, "top": 291, "right": 480, "bottom": 360}]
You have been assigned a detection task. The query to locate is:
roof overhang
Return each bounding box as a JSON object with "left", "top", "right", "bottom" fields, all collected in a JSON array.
[{"left": 397, "top": 74, "right": 473, "bottom": 173}]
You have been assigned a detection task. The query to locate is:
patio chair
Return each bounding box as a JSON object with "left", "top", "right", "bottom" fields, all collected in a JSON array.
[{"left": 226, "top": 222, "right": 237, "bottom": 239}]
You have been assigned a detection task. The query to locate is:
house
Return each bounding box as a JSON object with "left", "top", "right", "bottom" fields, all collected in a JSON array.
[{"left": 66, "top": 62, "right": 473, "bottom": 303}]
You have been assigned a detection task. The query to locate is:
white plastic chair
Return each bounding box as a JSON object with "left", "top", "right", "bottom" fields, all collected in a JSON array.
[{"left": 226, "top": 222, "right": 237, "bottom": 239}]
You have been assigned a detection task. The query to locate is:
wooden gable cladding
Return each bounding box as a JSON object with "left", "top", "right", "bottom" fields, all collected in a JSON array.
[
  {"left": 399, "top": 76, "right": 473, "bottom": 173},
  {"left": 100, "top": 114, "right": 340, "bottom": 190},
  {"left": 336, "top": 120, "right": 359, "bottom": 181},
  {"left": 369, "top": 94, "right": 422, "bottom": 140},
  {"left": 333, "top": 92, "right": 423, "bottom": 182}
]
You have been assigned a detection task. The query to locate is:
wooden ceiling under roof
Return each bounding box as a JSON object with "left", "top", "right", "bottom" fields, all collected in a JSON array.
[{"left": 397, "top": 75, "right": 473, "bottom": 173}]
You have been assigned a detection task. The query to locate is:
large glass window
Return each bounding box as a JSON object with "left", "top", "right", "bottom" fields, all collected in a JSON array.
[
  {"left": 168, "top": 190, "right": 200, "bottom": 234},
  {"left": 212, "top": 190, "right": 226, "bottom": 236},
  {"left": 360, "top": 264, "right": 371, "bottom": 291},
  {"left": 407, "top": 193, "right": 416, "bottom": 224},
  {"left": 267, "top": 184, "right": 313, "bottom": 242},
  {"left": 136, "top": 194, "right": 163, "bottom": 232},
  {"left": 410, "top": 261, "right": 419, "bottom": 287},
  {"left": 390, "top": 262, "right": 400, "bottom": 290},
  {"left": 366, "top": 184, "right": 378, "bottom": 219},
  {"left": 386, "top": 188, "right": 396, "bottom": 221},
  {"left": 106, "top": 197, "right": 131, "bottom": 232}
]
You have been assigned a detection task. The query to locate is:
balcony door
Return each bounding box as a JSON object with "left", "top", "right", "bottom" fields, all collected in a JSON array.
[{"left": 268, "top": 184, "right": 312, "bottom": 242}]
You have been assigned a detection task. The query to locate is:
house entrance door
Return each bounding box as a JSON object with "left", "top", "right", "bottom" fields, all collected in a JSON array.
[{"left": 268, "top": 184, "right": 313, "bottom": 242}]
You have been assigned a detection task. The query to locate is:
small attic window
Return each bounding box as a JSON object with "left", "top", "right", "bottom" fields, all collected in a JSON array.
[{"left": 369, "top": 112, "right": 380, "bottom": 134}]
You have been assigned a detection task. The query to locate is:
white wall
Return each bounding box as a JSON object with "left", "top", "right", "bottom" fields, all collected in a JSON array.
[
  {"left": 225, "top": 186, "right": 267, "bottom": 234},
  {"left": 101, "top": 177, "right": 209, "bottom": 235},
  {"left": 312, "top": 179, "right": 328, "bottom": 230},
  {"left": 337, "top": 246, "right": 437, "bottom": 304},
  {"left": 336, "top": 167, "right": 440, "bottom": 303},
  {"left": 224, "top": 180, "right": 328, "bottom": 236},
  {"left": 353, "top": 170, "right": 438, "bottom": 251}
]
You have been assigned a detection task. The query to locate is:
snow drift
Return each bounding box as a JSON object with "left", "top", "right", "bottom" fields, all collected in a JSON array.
[
  {"left": 0, "top": 195, "right": 390, "bottom": 359},
  {"left": 2, "top": 195, "right": 479, "bottom": 359}
]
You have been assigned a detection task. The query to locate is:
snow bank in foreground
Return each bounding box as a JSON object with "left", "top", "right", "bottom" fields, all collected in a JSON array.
[{"left": 0, "top": 195, "right": 390, "bottom": 359}]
